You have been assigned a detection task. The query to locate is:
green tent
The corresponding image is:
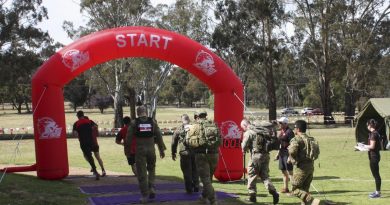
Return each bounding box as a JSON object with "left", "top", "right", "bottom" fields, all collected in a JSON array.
[{"left": 355, "top": 98, "right": 390, "bottom": 143}]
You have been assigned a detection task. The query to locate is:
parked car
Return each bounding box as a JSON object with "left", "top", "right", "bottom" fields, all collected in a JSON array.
[
  {"left": 311, "top": 108, "right": 323, "bottom": 115},
  {"left": 301, "top": 107, "right": 314, "bottom": 115},
  {"left": 281, "top": 107, "right": 299, "bottom": 115}
]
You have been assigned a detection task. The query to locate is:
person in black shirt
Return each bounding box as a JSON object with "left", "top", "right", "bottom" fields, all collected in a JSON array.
[
  {"left": 73, "top": 111, "right": 104, "bottom": 180},
  {"left": 276, "top": 117, "right": 294, "bottom": 193},
  {"left": 364, "top": 119, "right": 382, "bottom": 198}
]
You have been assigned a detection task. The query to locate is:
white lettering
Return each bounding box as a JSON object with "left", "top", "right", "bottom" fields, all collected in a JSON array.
[
  {"left": 137, "top": 33, "right": 148, "bottom": 47},
  {"left": 162, "top": 36, "right": 173, "bottom": 50},
  {"left": 126, "top": 34, "right": 137, "bottom": 47},
  {"left": 116, "top": 33, "right": 173, "bottom": 50},
  {"left": 116, "top": 34, "right": 126, "bottom": 47},
  {"left": 150, "top": 34, "right": 160, "bottom": 48}
]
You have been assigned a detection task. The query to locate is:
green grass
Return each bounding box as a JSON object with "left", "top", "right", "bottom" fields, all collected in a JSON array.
[{"left": 1, "top": 109, "right": 390, "bottom": 204}]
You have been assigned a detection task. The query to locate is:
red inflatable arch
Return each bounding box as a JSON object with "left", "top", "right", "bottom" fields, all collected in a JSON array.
[{"left": 5, "top": 27, "right": 244, "bottom": 181}]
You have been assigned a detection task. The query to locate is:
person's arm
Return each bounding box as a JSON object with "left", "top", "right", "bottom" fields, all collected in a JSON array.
[
  {"left": 125, "top": 122, "right": 135, "bottom": 156},
  {"left": 115, "top": 128, "right": 124, "bottom": 145},
  {"left": 153, "top": 122, "right": 166, "bottom": 158},
  {"left": 364, "top": 132, "right": 377, "bottom": 150},
  {"left": 72, "top": 123, "right": 78, "bottom": 138},
  {"left": 171, "top": 129, "right": 180, "bottom": 161},
  {"left": 288, "top": 137, "right": 299, "bottom": 164},
  {"left": 241, "top": 131, "right": 251, "bottom": 153}
]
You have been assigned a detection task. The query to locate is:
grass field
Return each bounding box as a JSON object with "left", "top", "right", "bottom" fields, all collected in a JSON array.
[{"left": 1, "top": 108, "right": 390, "bottom": 204}]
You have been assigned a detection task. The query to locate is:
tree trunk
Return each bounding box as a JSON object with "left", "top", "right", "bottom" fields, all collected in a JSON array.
[
  {"left": 344, "top": 84, "right": 356, "bottom": 125},
  {"left": 113, "top": 91, "right": 123, "bottom": 128},
  {"left": 128, "top": 87, "right": 136, "bottom": 120},
  {"left": 24, "top": 101, "right": 30, "bottom": 113}
]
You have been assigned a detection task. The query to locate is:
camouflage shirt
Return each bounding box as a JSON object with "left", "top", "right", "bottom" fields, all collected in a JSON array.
[
  {"left": 288, "top": 133, "right": 313, "bottom": 165},
  {"left": 171, "top": 124, "right": 191, "bottom": 155},
  {"left": 241, "top": 125, "right": 269, "bottom": 154}
]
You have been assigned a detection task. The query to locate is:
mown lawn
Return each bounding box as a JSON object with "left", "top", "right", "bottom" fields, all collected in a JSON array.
[{"left": 1, "top": 125, "right": 390, "bottom": 204}]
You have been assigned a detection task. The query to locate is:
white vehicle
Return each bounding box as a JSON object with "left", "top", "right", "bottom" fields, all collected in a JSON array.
[
  {"left": 301, "top": 107, "right": 314, "bottom": 115},
  {"left": 281, "top": 108, "right": 299, "bottom": 115}
]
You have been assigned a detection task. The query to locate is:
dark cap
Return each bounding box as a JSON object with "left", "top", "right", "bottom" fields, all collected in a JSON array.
[{"left": 198, "top": 110, "right": 207, "bottom": 115}]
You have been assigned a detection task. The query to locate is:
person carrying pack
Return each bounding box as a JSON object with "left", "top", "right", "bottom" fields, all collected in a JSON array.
[
  {"left": 288, "top": 120, "right": 320, "bottom": 205},
  {"left": 186, "top": 110, "right": 220, "bottom": 205},
  {"left": 125, "top": 106, "right": 166, "bottom": 204},
  {"left": 241, "top": 119, "right": 279, "bottom": 204},
  {"left": 171, "top": 114, "right": 199, "bottom": 194}
]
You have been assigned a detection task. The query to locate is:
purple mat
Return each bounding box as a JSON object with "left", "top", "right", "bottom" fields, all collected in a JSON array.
[
  {"left": 80, "top": 183, "right": 184, "bottom": 194},
  {"left": 89, "top": 191, "right": 238, "bottom": 205}
]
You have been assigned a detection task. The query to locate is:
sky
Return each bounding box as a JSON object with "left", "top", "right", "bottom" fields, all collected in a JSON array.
[{"left": 38, "top": 0, "right": 175, "bottom": 46}]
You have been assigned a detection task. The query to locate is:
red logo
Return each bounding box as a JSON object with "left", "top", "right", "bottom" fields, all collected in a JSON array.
[
  {"left": 220, "top": 121, "right": 241, "bottom": 139},
  {"left": 62, "top": 49, "right": 89, "bottom": 71}
]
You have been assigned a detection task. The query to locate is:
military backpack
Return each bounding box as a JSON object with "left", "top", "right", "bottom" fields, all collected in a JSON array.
[
  {"left": 186, "top": 120, "right": 221, "bottom": 150},
  {"left": 301, "top": 135, "right": 320, "bottom": 160},
  {"left": 253, "top": 126, "right": 279, "bottom": 153}
]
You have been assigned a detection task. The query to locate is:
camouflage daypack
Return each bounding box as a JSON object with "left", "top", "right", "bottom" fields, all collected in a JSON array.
[
  {"left": 300, "top": 134, "right": 320, "bottom": 160},
  {"left": 253, "top": 125, "right": 278, "bottom": 153},
  {"left": 186, "top": 120, "right": 221, "bottom": 149}
]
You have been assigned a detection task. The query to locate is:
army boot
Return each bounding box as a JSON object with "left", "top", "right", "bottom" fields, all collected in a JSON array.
[
  {"left": 149, "top": 187, "right": 156, "bottom": 199},
  {"left": 245, "top": 195, "right": 256, "bottom": 203},
  {"left": 271, "top": 191, "right": 280, "bottom": 204}
]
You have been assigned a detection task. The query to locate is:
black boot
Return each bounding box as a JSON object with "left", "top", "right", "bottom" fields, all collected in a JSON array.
[
  {"left": 271, "top": 191, "right": 279, "bottom": 204},
  {"left": 246, "top": 195, "right": 256, "bottom": 203}
]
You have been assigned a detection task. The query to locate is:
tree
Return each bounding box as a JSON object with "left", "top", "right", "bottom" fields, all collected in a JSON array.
[
  {"left": 64, "top": 75, "right": 89, "bottom": 112},
  {"left": 213, "top": 0, "right": 287, "bottom": 120},
  {"left": 68, "top": 0, "right": 154, "bottom": 127},
  {"left": 335, "top": 0, "right": 390, "bottom": 123},
  {"left": 0, "top": 0, "right": 54, "bottom": 113},
  {"left": 90, "top": 94, "right": 113, "bottom": 114}
]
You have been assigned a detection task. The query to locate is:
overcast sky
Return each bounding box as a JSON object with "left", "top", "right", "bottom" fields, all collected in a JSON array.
[{"left": 38, "top": 0, "right": 175, "bottom": 45}]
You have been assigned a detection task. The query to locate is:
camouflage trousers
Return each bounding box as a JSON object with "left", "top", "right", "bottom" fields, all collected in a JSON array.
[
  {"left": 135, "top": 147, "right": 156, "bottom": 197},
  {"left": 247, "top": 153, "right": 276, "bottom": 196},
  {"left": 180, "top": 152, "right": 199, "bottom": 193},
  {"left": 195, "top": 153, "right": 219, "bottom": 204},
  {"left": 291, "top": 162, "right": 314, "bottom": 203}
]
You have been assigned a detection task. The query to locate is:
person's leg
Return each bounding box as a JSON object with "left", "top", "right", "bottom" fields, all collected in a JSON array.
[
  {"left": 196, "top": 154, "right": 214, "bottom": 204},
  {"left": 81, "top": 145, "right": 97, "bottom": 172},
  {"left": 259, "top": 155, "right": 279, "bottom": 204},
  {"left": 127, "top": 154, "right": 137, "bottom": 176},
  {"left": 190, "top": 153, "right": 200, "bottom": 192},
  {"left": 369, "top": 158, "right": 381, "bottom": 196},
  {"left": 246, "top": 158, "right": 258, "bottom": 202},
  {"left": 93, "top": 151, "right": 106, "bottom": 176},
  {"left": 135, "top": 153, "right": 149, "bottom": 202},
  {"left": 146, "top": 149, "right": 157, "bottom": 199},
  {"left": 292, "top": 167, "right": 310, "bottom": 203},
  {"left": 180, "top": 154, "right": 193, "bottom": 193}
]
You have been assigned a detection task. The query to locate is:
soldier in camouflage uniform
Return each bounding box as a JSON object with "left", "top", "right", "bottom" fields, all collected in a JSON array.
[
  {"left": 288, "top": 120, "right": 320, "bottom": 205},
  {"left": 190, "top": 110, "right": 220, "bottom": 205},
  {"left": 241, "top": 119, "right": 279, "bottom": 204},
  {"left": 126, "top": 106, "right": 166, "bottom": 204},
  {"left": 171, "top": 114, "right": 199, "bottom": 194}
]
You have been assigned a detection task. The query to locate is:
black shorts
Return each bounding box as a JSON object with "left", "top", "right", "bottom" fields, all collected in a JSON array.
[
  {"left": 127, "top": 154, "right": 136, "bottom": 165},
  {"left": 81, "top": 144, "right": 99, "bottom": 154},
  {"left": 279, "top": 155, "right": 293, "bottom": 171}
]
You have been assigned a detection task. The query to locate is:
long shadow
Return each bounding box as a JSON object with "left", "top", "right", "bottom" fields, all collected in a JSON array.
[{"left": 313, "top": 176, "right": 340, "bottom": 180}]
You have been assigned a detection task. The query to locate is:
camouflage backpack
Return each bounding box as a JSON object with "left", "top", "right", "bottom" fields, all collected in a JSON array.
[
  {"left": 186, "top": 120, "right": 221, "bottom": 149},
  {"left": 301, "top": 134, "right": 320, "bottom": 160},
  {"left": 253, "top": 124, "right": 278, "bottom": 153}
]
